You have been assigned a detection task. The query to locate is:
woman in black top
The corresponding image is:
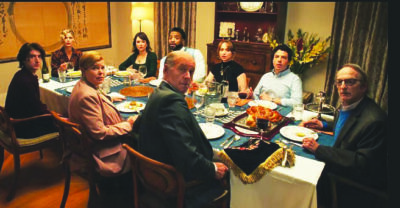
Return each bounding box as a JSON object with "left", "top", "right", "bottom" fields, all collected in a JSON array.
[
  {"left": 204, "top": 40, "right": 248, "bottom": 92},
  {"left": 119, "top": 32, "right": 157, "bottom": 78}
]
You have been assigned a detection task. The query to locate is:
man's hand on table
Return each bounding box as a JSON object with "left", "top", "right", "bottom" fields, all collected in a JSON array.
[
  {"left": 302, "top": 137, "right": 319, "bottom": 153},
  {"left": 214, "top": 162, "right": 229, "bottom": 180},
  {"left": 300, "top": 118, "right": 323, "bottom": 129},
  {"left": 127, "top": 115, "right": 139, "bottom": 127}
]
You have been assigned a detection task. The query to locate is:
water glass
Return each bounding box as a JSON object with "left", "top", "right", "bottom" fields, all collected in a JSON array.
[
  {"left": 66, "top": 62, "right": 74, "bottom": 73},
  {"left": 100, "top": 77, "right": 111, "bottom": 94},
  {"left": 293, "top": 103, "right": 304, "bottom": 121},
  {"left": 193, "top": 93, "right": 205, "bottom": 120},
  {"left": 204, "top": 105, "right": 216, "bottom": 124},
  {"left": 227, "top": 91, "right": 238, "bottom": 111},
  {"left": 123, "top": 76, "right": 130, "bottom": 86},
  {"left": 58, "top": 68, "right": 67, "bottom": 83},
  {"left": 138, "top": 65, "right": 147, "bottom": 79}
]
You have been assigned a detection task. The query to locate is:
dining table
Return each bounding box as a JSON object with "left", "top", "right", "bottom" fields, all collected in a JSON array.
[{"left": 39, "top": 75, "right": 335, "bottom": 208}]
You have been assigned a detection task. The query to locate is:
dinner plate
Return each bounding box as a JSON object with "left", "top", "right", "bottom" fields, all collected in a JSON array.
[
  {"left": 199, "top": 123, "right": 225, "bottom": 140},
  {"left": 114, "top": 71, "right": 131, "bottom": 77},
  {"left": 67, "top": 71, "right": 81, "bottom": 78},
  {"left": 279, "top": 126, "right": 318, "bottom": 142},
  {"left": 115, "top": 101, "right": 145, "bottom": 113},
  {"left": 149, "top": 79, "right": 162, "bottom": 87},
  {"left": 215, "top": 108, "right": 229, "bottom": 117},
  {"left": 248, "top": 100, "right": 277, "bottom": 110},
  {"left": 66, "top": 86, "right": 74, "bottom": 93}
]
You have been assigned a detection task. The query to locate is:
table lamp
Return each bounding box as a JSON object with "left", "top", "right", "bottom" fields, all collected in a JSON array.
[{"left": 131, "top": 6, "right": 152, "bottom": 32}]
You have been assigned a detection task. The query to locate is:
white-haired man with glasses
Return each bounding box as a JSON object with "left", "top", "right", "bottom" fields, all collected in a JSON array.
[{"left": 301, "top": 63, "right": 387, "bottom": 208}]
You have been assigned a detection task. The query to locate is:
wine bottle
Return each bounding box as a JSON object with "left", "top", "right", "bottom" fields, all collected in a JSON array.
[{"left": 42, "top": 62, "right": 50, "bottom": 83}]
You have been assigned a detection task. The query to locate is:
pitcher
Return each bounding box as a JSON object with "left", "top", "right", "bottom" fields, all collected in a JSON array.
[{"left": 205, "top": 81, "right": 222, "bottom": 105}]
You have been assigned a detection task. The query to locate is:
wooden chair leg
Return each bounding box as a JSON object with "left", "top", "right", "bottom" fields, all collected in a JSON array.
[
  {"left": 7, "top": 153, "right": 20, "bottom": 201},
  {"left": 60, "top": 162, "right": 71, "bottom": 208},
  {"left": 87, "top": 182, "right": 99, "bottom": 208},
  {"left": 0, "top": 147, "right": 4, "bottom": 172}
]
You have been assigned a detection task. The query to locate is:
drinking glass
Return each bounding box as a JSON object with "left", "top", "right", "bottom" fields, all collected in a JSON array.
[
  {"left": 256, "top": 117, "right": 269, "bottom": 139},
  {"left": 227, "top": 91, "right": 238, "bottom": 112},
  {"left": 204, "top": 105, "right": 216, "bottom": 124},
  {"left": 293, "top": 103, "right": 304, "bottom": 121},
  {"left": 193, "top": 93, "right": 205, "bottom": 121},
  {"left": 66, "top": 62, "right": 74, "bottom": 80},
  {"left": 58, "top": 68, "right": 67, "bottom": 83},
  {"left": 138, "top": 65, "right": 147, "bottom": 81},
  {"left": 238, "top": 91, "right": 248, "bottom": 99}
]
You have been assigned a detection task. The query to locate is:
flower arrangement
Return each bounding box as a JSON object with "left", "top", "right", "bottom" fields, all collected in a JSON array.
[{"left": 269, "top": 29, "right": 332, "bottom": 75}]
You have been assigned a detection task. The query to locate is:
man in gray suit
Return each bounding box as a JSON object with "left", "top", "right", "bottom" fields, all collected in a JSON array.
[
  {"left": 137, "top": 51, "right": 228, "bottom": 208},
  {"left": 302, "top": 63, "right": 387, "bottom": 207}
]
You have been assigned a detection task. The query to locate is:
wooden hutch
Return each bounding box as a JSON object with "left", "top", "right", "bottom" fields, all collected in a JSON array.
[{"left": 207, "top": 2, "right": 287, "bottom": 89}]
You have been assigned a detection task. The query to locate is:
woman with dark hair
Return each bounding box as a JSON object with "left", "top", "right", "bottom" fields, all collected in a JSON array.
[
  {"left": 204, "top": 40, "right": 248, "bottom": 92},
  {"left": 118, "top": 32, "right": 157, "bottom": 78},
  {"left": 5, "top": 42, "right": 58, "bottom": 138},
  {"left": 51, "top": 29, "right": 82, "bottom": 77}
]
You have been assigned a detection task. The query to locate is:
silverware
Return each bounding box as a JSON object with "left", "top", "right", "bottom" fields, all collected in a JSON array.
[
  {"left": 220, "top": 135, "right": 235, "bottom": 147},
  {"left": 281, "top": 138, "right": 302, "bottom": 147},
  {"left": 224, "top": 135, "right": 240, "bottom": 148}
]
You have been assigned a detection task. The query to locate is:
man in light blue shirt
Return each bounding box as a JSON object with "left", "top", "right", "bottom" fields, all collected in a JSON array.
[
  {"left": 253, "top": 44, "right": 302, "bottom": 107},
  {"left": 157, "top": 27, "right": 206, "bottom": 83}
]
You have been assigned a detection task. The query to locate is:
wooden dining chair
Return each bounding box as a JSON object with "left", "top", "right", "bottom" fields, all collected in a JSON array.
[
  {"left": 50, "top": 111, "right": 100, "bottom": 208},
  {"left": 122, "top": 143, "right": 229, "bottom": 208},
  {"left": 327, "top": 172, "right": 389, "bottom": 208},
  {"left": 0, "top": 106, "right": 60, "bottom": 201}
]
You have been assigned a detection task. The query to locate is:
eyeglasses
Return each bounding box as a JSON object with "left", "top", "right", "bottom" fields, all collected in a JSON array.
[{"left": 335, "top": 79, "right": 360, "bottom": 87}]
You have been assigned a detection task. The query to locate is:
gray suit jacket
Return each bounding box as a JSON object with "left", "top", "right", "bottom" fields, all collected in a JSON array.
[
  {"left": 316, "top": 97, "right": 387, "bottom": 187},
  {"left": 138, "top": 81, "right": 215, "bottom": 182}
]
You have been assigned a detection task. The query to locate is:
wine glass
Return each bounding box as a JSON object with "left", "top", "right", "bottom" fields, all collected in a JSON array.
[
  {"left": 66, "top": 62, "right": 74, "bottom": 80},
  {"left": 227, "top": 91, "right": 238, "bottom": 112},
  {"left": 256, "top": 117, "right": 269, "bottom": 139},
  {"left": 193, "top": 93, "right": 205, "bottom": 121},
  {"left": 138, "top": 65, "right": 147, "bottom": 84}
]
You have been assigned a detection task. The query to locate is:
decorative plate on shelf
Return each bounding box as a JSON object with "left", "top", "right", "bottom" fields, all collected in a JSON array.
[{"left": 239, "top": 2, "right": 264, "bottom": 12}]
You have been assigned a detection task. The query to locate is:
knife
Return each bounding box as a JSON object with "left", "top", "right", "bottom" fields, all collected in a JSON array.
[{"left": 220, "top": 135, "right": 234, "bottom": 147}]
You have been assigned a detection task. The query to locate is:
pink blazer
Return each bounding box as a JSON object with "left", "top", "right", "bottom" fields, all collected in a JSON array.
[{"left": 68, "top": 79, "right": 132, "bottom": 176}]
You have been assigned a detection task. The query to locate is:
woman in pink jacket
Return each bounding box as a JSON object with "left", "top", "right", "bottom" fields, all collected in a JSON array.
[{"left": 68, "top": 51, "right": 138, "bottom": 207}]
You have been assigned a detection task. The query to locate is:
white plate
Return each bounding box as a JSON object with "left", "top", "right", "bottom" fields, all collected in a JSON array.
[
  {"left": 66, "top": 86, "right": 74, "bottom": 93},
  {"left": 248, "top": 100, "right": 277, "bottom": 110},
  {"left": 149, "top": 79, "right": 162, "bottom": 87},
  {"left": 240, "top": 2, "right": 264, "bottom": 12},
  {"left": 279, "top": 126, "right": 318, "bottom": 142},
  {"left": 115, "top": 101, "right": 145, "bottom": 113},
  {"left": 199, "top": 123, "right": 225, "bottom": 140},
  {"left": 67, "top": 71, "right": 81, "bottom": 78},
  {"left": 114, "top": 71, "right": 131, "bottom": 77}
]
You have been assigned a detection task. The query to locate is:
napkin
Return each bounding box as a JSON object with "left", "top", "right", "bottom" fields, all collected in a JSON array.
[
  {"left": 108, "top": 92, "right": 126, "bottom": 99},
  {"left": 236, "top": 99, "right": 252, "bottom": 107},
  {"left": 139, "top": 76, "right": 157, "bottom": 84},
  {"left": 218, "top": 138, "right": 295, "bottom": 184}
]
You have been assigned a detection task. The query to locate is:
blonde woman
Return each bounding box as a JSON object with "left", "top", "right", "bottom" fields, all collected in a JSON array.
[{"left": 51, "top": 29, "right": 82, "bottom": 77}]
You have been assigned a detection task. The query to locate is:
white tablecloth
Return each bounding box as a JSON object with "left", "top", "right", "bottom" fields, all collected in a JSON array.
[
  {"left": 230, "top": 155, "right": 325, "bottom": 208},
  {"left": 39, "top": 79, "right": 327, "bottom": 208},
  {"left": 39, "top": 79, "right": 78, "bottom": 116}
]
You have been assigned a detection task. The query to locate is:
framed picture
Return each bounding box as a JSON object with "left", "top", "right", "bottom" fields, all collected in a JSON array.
[
  {"left": 219, "top": 22, "right": 235, "bottom": 38},
  {"left": 0, "top": 2, "right": 111, "bottom": 63}
]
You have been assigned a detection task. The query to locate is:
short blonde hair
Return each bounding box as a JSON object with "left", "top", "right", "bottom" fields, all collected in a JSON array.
[
  {"left": 60, "top": 29, "right": 75, "bottom": 41},
  {"left": 79, "top": 51, "right": 104, "bottom": 71}
]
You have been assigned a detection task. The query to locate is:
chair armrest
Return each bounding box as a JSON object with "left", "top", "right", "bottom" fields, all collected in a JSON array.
[{"left": 10, "top": 113, "right": 53, "bottom": 124}]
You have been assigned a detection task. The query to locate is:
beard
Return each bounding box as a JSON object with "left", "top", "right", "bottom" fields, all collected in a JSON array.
[{"left": 169, "top": 43, "right": 183, "bottom": 51}]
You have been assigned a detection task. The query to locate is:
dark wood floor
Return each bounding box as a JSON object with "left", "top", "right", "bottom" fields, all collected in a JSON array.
[{"left": 0, "top": 144, "right": 89, "bottom": 208}]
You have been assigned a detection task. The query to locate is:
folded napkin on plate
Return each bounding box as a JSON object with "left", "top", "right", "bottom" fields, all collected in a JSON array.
[
  {"left": 108, "top": 92, "right": 126, "bottom": 99},
  {"left": 218, "top": 138, "right": 295, "bottom": 184},
  {"left": 139, "top": 76, "right": 157, "bottom": 83},
  {"left": 236, "top": 99, "right": 252, "bottom": 107}
]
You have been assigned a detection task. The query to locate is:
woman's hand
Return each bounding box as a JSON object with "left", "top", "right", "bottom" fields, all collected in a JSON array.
[
  {"left": 59, "top": 62, "right": 68, "bottom": 71},
  {"left": 127, "top": 115, "right": 138, "bottom": 126}
]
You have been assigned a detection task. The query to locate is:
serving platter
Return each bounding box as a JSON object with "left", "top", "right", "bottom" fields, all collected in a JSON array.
[{"left": 223, "top": 112, "right": 292, "bottom": 139}]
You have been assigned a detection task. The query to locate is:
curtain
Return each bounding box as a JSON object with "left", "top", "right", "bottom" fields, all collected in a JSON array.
[
  {"left": 154, "top": 2, "right": 197, "bottom": 59},
  {"left": 324, "top": 2, "right": 388, "bottom": 113}
]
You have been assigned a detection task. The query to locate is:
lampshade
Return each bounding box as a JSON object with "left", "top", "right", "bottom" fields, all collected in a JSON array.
[{"left": 131, "top": 6, "right": 152, "bottom": 21}]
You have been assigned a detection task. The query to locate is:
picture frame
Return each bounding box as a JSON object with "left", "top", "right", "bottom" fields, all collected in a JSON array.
[{"left": 0, "top": 2, "right": 111, "bottom": 63}]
